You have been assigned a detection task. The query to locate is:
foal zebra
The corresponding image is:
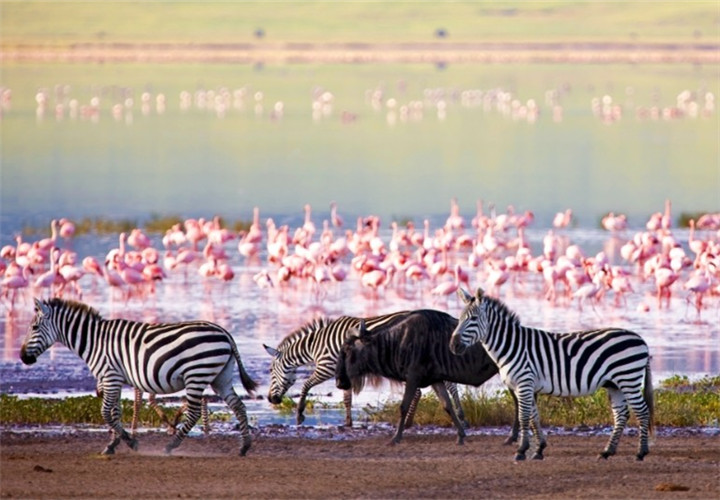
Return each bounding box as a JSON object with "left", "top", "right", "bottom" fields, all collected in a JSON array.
[
  {"left": 450, "top": 288, "right": 654, "bottom": 461},
  {"left": 20, "top": 298, "right": 257, "bottom": 456},
  {"left": 264, "top": 312, "right": 466, "bottom": 427}
]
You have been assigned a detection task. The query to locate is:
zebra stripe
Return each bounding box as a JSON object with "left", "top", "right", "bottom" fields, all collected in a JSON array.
[
  {"left": 264, "top": 311, "right": 465, "bottom": 426},
  {"left": 20, "top": 298, "right": 257, "bottom": 456},
  {"left": 450, "top": 288, "right": 653, "bottom": 461}
]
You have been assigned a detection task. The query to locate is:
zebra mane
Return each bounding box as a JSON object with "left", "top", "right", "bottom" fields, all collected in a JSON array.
[
  {"left": 483, "top": 295, "right": 521, "bottom": 326},
  {"left": 278, "top": 317, "right": 333, "bottom": 350},
  {"left": 45, "top": 297, "right": 103, "bottom": 320}
]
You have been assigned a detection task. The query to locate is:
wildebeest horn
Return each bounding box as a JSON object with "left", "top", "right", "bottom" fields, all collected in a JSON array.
[{"left": 357, "top": 319, "right": 368, "bottom": 338}]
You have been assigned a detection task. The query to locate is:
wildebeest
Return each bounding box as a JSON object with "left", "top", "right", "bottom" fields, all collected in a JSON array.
[{"left": 335, "top": 309, "right": 518, "bottom": 445}]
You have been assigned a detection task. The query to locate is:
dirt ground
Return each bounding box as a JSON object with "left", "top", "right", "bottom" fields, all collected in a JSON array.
[{"left": 1, "top": 426, "right": 717, "bottom": 499}]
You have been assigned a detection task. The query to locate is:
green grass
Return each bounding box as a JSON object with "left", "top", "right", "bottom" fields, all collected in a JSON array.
[
  {"left": 2, "top": 376, "right": 717, "bottom": 428},
  {"left": 365, "top": 375, "right": 720, "bottom": 429},
  {"left": 1, "top": 1, "right": 717, "bottom": 46}
]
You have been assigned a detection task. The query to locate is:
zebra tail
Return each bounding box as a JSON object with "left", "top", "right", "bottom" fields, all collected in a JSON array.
[
  {"left": 232, "top": 343, "right": 259, "bottom": 396},
  {"left": 644, "top": 360, "right": 655, "bottom": 437}
]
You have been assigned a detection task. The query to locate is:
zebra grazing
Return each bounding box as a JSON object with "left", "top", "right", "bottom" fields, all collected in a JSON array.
[
  {"left": 450, "top": 287, "right": 654, "bottom": 461},
  {"left": 263, "top": 312, "right": 467, "bottom": 427},
  {"left": 20, "top": 298, "right": 257, "bottom": 456}
]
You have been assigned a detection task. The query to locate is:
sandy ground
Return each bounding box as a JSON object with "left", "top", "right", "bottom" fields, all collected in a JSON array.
[{"left": 1, "top": 426, "right": 718, "bottom": 499}]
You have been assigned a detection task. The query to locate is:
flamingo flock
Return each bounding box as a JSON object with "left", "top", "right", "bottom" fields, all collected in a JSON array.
[
  {"left": 1, "top": 200, "right": 719, "bottom": 320},
  {"left": 7, "top": 79, "right": 713, "bottom": 127}
]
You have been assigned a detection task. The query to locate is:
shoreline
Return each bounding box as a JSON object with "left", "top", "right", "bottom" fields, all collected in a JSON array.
[{"left": 2, "top": 41, "right": 719, "bottom": 64}]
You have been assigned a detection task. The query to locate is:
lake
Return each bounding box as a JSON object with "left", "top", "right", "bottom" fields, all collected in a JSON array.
[{"left": 0, "top": 60, "right": 718, "bottom": 425}]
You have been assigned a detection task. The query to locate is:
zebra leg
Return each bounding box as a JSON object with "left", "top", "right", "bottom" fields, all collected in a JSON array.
[
  {"left": 599, "top": 388, "right": 629, "bottom": 460},
  {"left": 212, "top": 364, "right": 252, "bottom": 456},
  {"left": 390, "top": 382, "right": 420, "bottom": 445},
  {"left": 403, "top": 388, "right": 422, "bottom": 428},
  {"left": 342, "top": 389, "right": 353, "bottom": 427},
  {"left": 514, "top": 385, "right": 534, "bottom": 461},
  {"left": 100, "top": 386, "right": 138, "bottom": 455},
  {"left": 529, "top": 404, "right": 547, "bottom": 460},
  {"left": 201, "top": 396, "right": 210, "bottom": 437},
  {"left": 431, "top": 382, "right": 467, "bottom": 445},
  {"left": 626, "top": 391, "right": 652, "bottom": 461},
  {"left": 445, "top": 381, "right": 468, "bottom": 428},
  {"left": 296, "top": 373, "right": 326, "bottom": 425},
  {"left": 164, "top": 386, "right": 203, "bottom": 455}
]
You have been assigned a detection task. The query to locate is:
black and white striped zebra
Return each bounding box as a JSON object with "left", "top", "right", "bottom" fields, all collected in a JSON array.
[
  {"left": 264, "top": 311, "right": 466, "bottom": 427},
  {"left": 449, "top": 288, "right": 654, "bottom": 461},
  {"left": 20, "top": 298, "right": 258, "bottom": 456}
]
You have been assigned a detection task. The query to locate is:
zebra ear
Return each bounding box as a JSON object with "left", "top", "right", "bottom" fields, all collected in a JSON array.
[
  {"left": 34, "top": 298, "right": 50, "bottom": 316},
  {"left": 475, "top": 287, "right": 485, "bottom": 301},
  {"left": 263, "top": 344, "right": 279, "bottom": 358},
  {"left": 457, "top": 288, "right": 473, "bottom": 304},
  {"left": 357, "top": 319, "right": 369, "bottom": 338}
]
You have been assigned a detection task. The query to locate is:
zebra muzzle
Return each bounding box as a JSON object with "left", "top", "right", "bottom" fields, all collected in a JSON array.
[{"left": 19, "top": 348, "right": 37, "bottom": 365}]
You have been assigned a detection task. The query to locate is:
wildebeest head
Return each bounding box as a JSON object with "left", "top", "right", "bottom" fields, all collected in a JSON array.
[{"left": 335, "top": 319, "right": 372, "bottom": 394}]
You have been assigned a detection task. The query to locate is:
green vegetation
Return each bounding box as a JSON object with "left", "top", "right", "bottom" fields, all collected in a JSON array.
[
  {"left": 1, "top": 1, "right": 716, "bottom": 46},
  {"left": 2, "top": 376, "right": 717, "bottom": 428},
  {"left": 364, "top": 375, "right": 720, "bottom": 428}
]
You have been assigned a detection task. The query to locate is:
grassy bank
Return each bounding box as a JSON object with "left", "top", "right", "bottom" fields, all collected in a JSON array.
[
  {"left": 1, "top": 376, "right": 718, "bottom": 428},
  {"left": 364, "top": 375, "right": 720, "bottom": 429}
]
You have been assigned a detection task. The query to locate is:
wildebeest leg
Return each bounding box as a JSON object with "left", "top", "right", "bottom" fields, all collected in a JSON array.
[
  {"left": 390, "top": 382, "right": 420, "bottom": 445},
  {"left": 100, "top": 385, "right": 138, "bottom": 455},
  {"left": 432, "top": 382, "right": 467, "bottom": 445},
  {"left": 403, "top": 388, "right": 422, "bottom": 428},
  {"left": 342, "top": 389, "right": 353, "bottom": 427},
  {"left": 503, "top": 390, "right": 521, "bottom": 445}
]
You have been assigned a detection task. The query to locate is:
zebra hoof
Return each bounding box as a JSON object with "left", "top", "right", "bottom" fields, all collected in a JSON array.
[
  {"left": 296, "top": 414, "right": 305, "bottom": 426},
  {"left": 127, "top": 439, "right": 139, "bottom": 451},
  {"left": 101, "top": 447, "right": 115, "bottom": 456},
  {"left": 635, "top": 454, "right": 646, "bottom": 462},
  {"left": 514, "top": 453, "right": 526, "bottom": 461},
  {"left": 240, "top": 444, "right": 251, "bottom": 457},
  {"left": 597, "top": 453, "right": 610, "bottom": 460},
  {"left": 531, "top": 453, "right": 544, "bottom": 460}
]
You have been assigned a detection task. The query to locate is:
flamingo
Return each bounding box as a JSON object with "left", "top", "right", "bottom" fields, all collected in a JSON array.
[
  {"left": 330, "top": 201, "right": 344, "bottom": 228},
  {"left": 1, "top": 264, "right": 32, "bottom": 311},
  {"left": 553, "top": 209, "right": 572, "bottom": 229},
  {"left": 430, "top": 263, "right": 461, "bottom": 302},
  {"left": 654, "top": 266, "right": 679, "bottom": 309},
  {"left": 683, "top": 263, "right": 715, "bottom": 318}
]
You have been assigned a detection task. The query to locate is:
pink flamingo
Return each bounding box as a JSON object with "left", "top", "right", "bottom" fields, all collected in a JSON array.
[
  {"left": 683, "top": 263, "right": 715, "bottom": 318},
  {"left": 1, "top": 264, "right": 32, "bottom": 311},
  {"left": 601, "top": 212, "right": 628, "bottom": 233},
  {"left": 553, "top": 209, "right": 572, "bottom": 229},
  {"left": 430, "top": 263, "right": 461, "bottom": 302},
  {"left": 485, "top": 260, "right": 509, "bottom": 297},
  {"left": 58, "top": 218, "right": 76, "bottom": 240},
  {"left": 654, "top": 266, "right": 679, "bottom": 309},
  {"left": 330, "top": 201, "right": 344, "bottom": 228},
  {"left": 444, "top": 197, "right": 466, "bottom": 231},
  {"left": 34, "top": 248, "right": 64, "bottom": 298}
]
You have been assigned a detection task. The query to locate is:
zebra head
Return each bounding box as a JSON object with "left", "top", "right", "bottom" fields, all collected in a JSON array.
[
  {"left": 20, "top": 298, "right": 58, "bottom": 365},
  {"left": 263, "top": 344, "right": 299, "bottom": 405},
  {"left": 450, "top": 287, "right": 488, "bottom": 355}
]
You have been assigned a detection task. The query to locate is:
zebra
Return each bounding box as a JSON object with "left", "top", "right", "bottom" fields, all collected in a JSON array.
[
  {"left": 264, "top": 311, "right": 467, "bottom": 427},
  {"left": 449, "top": 287, "right": 654, "bottom": 461},
  {"left": 20, "top": 298, "right": 258, "bottom": 456}
]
